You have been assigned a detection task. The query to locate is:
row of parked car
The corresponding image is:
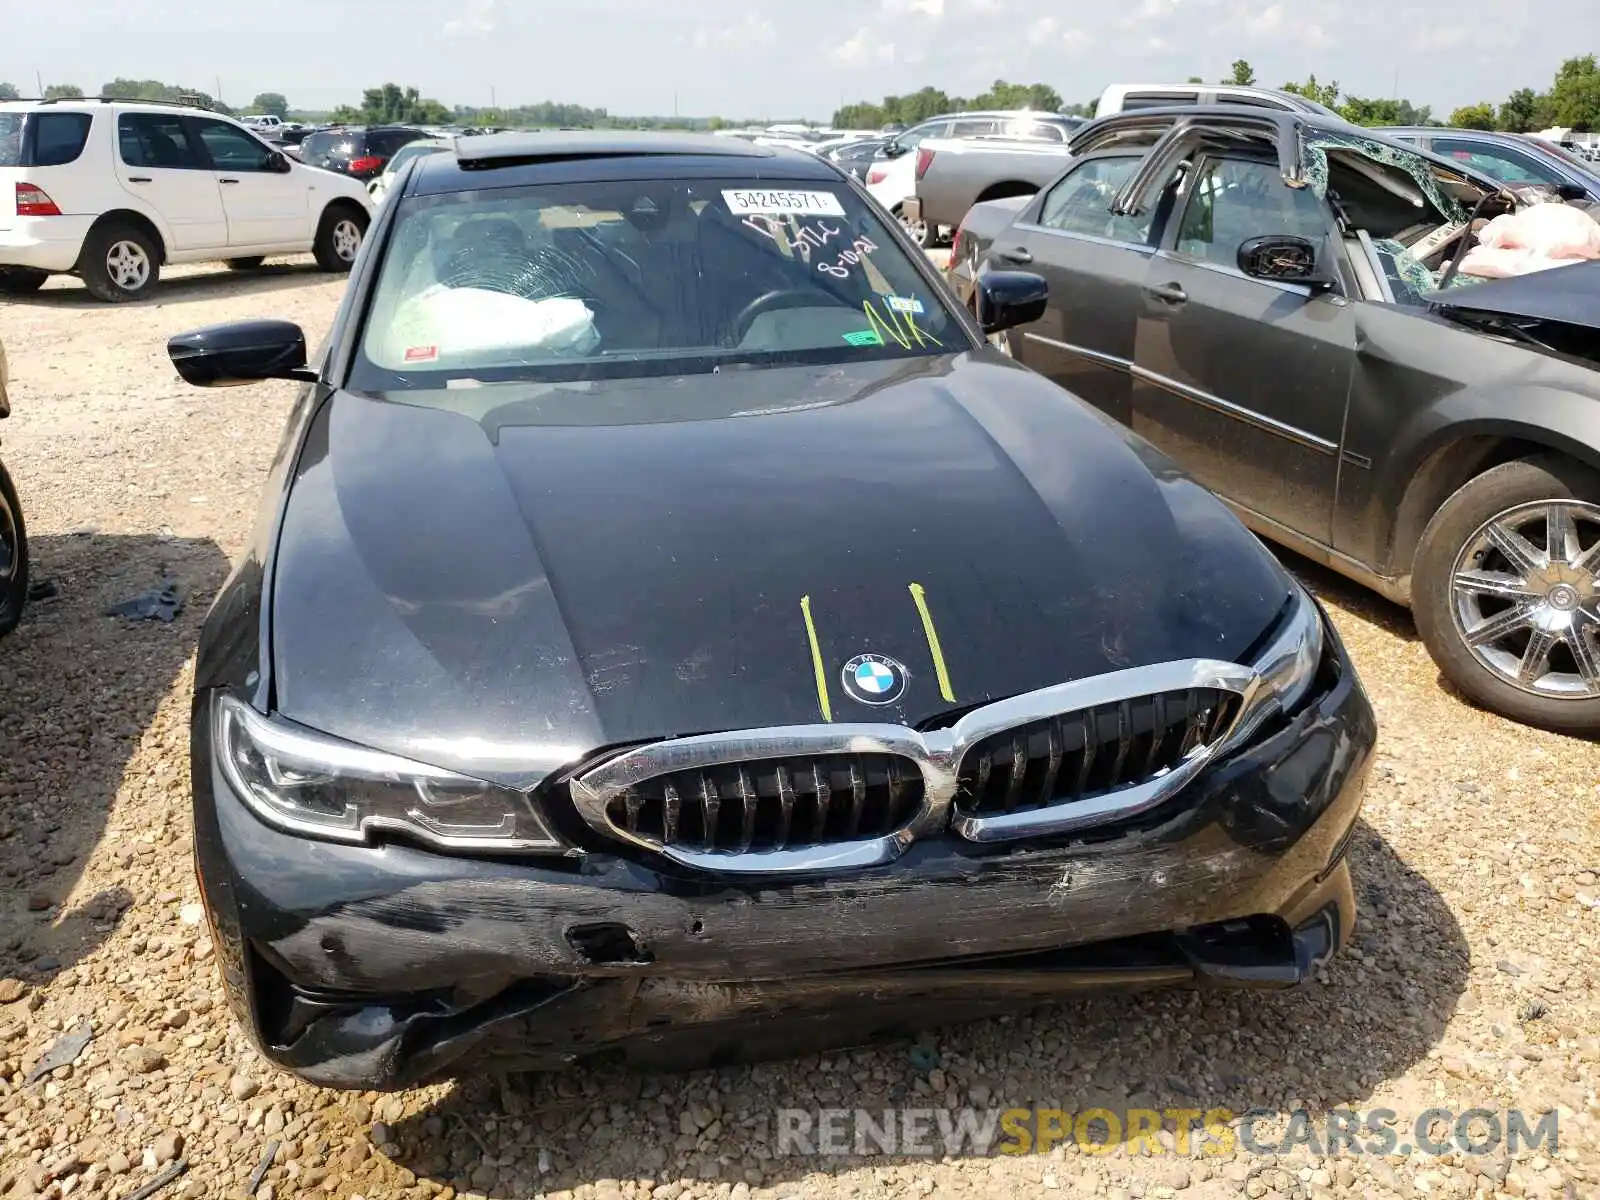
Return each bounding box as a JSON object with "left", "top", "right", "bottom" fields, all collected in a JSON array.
[{"left": 857, "top": 85, "right": 1600, "bottom": 257}]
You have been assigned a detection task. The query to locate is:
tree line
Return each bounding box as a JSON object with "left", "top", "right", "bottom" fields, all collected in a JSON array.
[
  {"left": 834, "top": 56, "right": 1600, "bottom": 133},
  {"left": 833, "top": 81, "right": 1075, "bottom": 129},
  {"left": 0, "top": 78, "right": 283, "bottom": 116},
  {"left": 7, "top": 57, "right": 1597, "bottom": 134}
]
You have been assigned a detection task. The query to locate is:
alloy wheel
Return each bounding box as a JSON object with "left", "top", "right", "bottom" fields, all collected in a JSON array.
[
  {"left": 332, "top": 219, "right": 363, "bottom": 262},
  {"left": 106, "top": 240, "right": 151, "bottom": 291},
  {"left": 1449, "top": 499, "right": 1600, "bottom": 698},
  {"left": 897, "top": 207, "right": 928, "bottom": 246}
]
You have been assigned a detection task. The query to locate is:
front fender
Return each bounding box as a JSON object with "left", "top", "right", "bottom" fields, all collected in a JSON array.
[{"left": 1375, "top": 380, "right": 1600, "bottom": 578}]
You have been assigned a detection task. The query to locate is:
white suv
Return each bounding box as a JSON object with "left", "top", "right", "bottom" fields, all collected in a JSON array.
[{"left": 0, "top": 99, "right": 374, "bottom": 301}]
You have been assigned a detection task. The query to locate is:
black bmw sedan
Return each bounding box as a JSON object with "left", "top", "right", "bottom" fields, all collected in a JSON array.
[{"left": 169, "top": 132, "right": 1375, "bottom": 1091}]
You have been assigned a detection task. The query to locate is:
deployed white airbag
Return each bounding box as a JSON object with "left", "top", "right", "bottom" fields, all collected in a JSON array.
[
  {"left": 381, "top": 285, "right": 600, "bottom": 364},
  {"left": 1461, "top": 202, "right": 1600, "bottom": 278}
]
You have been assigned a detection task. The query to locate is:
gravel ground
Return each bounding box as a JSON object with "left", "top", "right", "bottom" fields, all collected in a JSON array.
[{"left": 0, "top": 259, "right": 1597, "bottom": 1200}]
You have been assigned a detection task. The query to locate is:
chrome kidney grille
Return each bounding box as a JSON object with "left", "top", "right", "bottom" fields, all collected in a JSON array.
[
  {"left": 954, "top": 688, "right": 1241, "bottom": 821},
  {"left": 603, "top": 755, "right": 925, "bottom": 854},
  {"left": 567, "top": 656, "right": 1279, "bottom": 875}
]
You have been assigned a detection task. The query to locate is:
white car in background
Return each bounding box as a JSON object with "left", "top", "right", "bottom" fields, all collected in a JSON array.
[
  {"left": 0, "top": 98, "right": 373, "bottom": 301},
  {"left": 366, "top": 138, "right": 452, "bottom": 207}
]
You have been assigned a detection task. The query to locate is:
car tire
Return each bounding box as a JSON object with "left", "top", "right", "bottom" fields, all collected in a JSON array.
[
  {"left": 919, "top": 221, "right": 942, "bottom": 250},
  {"left": 226, "top": 257, "right": 267, "bottom": 271},
  {"left": 894, "top": 203, "right": 929, "bottom": 249},
  {"left": 0, "top": 458, "right": 28, "bottom": 638},
  {"left": 1412, "top": 454, "right": 1600, "bottom": 733},
  {"left": 79, "top": 222, "right": 160, "bottom": 303},
  {"left": 0, "top": 267, "right": 49, "bottom": 296},
  {"left": 312, "top": 205, "right": 368, "bottom": 273}
]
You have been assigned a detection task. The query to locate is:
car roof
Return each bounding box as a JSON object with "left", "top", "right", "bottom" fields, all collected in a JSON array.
[
  {"left": 1073, "top": 104, "right": 1358, "bottom": 146},
  {"left": 1380, "top": 126, "right": 1527, "bottom": 140},
  {"left": 1072, "top": 105, "right": 1511, "bottom": 193},
  {"left": 0, "top": 97, "right": 215, "bottom": 118},
  {"left": 407, "top": 129, "right": 839, "bottom": 196},
  {"left": 307, "top": 124, "right": 423, "bottom": 135}
]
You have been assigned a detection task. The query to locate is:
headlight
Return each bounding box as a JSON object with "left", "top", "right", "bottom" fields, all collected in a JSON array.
[
  {"left": 213, "top": 695, "right": 568, "bottom": 853},
  {"left": 1243, "top": 582, "right": 1326, "bottom": 730}
]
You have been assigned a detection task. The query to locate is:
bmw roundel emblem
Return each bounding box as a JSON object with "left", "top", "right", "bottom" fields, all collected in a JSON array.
[{"left": 841, "top": 653, "right": 909, "bottom": 706}]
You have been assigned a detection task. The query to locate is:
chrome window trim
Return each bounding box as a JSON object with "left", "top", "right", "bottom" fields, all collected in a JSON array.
[
  {"left": 1009, "top": 223, "right": 1161, "bottom": 254},
  {"left": 570, "top": 588, "right": 1320, "bottom": 874},
  {"left": 1147, "top": 248, "right": 1326, "bottom": 299},
  {"left": 1020, "top": 332, "right": 1132, "bottom": 372},
  {"left": 1128, "top": 361, "right": 1339, "bottom": 455},
  {"left": 1353, "top": 229, "right": 1398, "bottom": 305},
  {"left": 1021, "top": 329, "right": 1338, "bottom": 456}
]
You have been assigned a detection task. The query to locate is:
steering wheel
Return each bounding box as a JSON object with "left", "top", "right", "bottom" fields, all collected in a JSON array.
[{"left": 732, "top": 287, "right": 841, "bottom": 342}]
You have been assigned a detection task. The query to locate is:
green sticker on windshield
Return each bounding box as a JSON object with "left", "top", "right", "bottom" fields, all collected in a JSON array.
[{"left": 843, "top": 330, "right": 884, "bottom": 346}]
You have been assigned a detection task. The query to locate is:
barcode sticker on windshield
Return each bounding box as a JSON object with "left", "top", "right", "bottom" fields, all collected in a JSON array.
[{"left": 722, "top": 189, "right": 846, "bottom": 217}]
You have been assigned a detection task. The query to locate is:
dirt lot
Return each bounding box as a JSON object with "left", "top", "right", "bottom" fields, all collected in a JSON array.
[{"left": 0, "top": 261, "right": 1597, "bottom": 1200}]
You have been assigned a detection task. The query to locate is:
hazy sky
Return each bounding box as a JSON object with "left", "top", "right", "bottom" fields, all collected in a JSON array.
[{"left": 3, "top": 0, "right": 1593, "bottom": 120}]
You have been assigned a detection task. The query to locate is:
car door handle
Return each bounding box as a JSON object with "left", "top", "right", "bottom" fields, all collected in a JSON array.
[
  {"left": 219, "top": 178, "right": 240, "bottom": 185},
  {"left": 1146, "top": 282, "right": 1188, "bottom": 305},
  {"left": 127, "top": 176, "right": 152, "bottom": 183},
  {"left": 993, "top": 245, "right": 1033, "bottom": 264}
]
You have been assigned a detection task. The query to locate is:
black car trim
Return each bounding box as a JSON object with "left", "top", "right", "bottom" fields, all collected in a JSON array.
[{"left": 1128, "top": 363, "right": 1339, "bottom": 455}]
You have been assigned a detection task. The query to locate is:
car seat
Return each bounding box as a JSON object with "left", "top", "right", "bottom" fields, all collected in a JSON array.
[{"left": 147, "top": 131, "right": 188, "bottom": 169}]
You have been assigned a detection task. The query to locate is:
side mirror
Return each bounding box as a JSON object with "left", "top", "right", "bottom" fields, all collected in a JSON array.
[
  {"left": 1237, "top": 235, "right": 1335, "bottom": 290},
  {"left": 977, "top": 270, "right": 1049, "bottom": 335},
  {"left": 168, "top": 320, "right": 317, "bottom": 387},
  {"left": 1554, "top": 182, "right": 1588, "bottom": 202},
  {"left": 267, "top": 151, "right": 292, "bottom": 173},
  {"left": 881, "top": 140, "right": 905, "bottom": 159}
]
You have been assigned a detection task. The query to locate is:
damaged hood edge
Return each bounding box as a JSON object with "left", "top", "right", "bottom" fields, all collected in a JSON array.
[{"left": 1424, "top": 257, "right": 1600, "bottom": 332}]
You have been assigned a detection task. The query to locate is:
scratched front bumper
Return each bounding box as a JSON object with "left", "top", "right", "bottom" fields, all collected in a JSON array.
[{"left": 191, "top": 639, "right": 1373, "bottom": 1090}]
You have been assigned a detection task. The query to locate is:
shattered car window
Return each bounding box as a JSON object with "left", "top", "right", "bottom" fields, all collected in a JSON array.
[
  {"left": 1303, "top": 128, "right": 1469, "bottom": 226},
  {"left": 353, "top": 178, "right": 961, "bottom": 389},
  {"left": 1176, "top": 157, "right": 1330, "bottom": 265},
  {"left": 1370, "top": 238, "right": 1448, "bottom": 304}
]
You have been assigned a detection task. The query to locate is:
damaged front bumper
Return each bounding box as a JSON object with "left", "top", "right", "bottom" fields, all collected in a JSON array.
[{"left": 192, "top": 639, "right": 1374, "bottom": 1091}]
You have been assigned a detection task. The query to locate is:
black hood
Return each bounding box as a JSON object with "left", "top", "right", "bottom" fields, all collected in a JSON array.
[
  {"left": 268, "top": 354, "right": 1291, "bottom": 782},
  {"left": 1427, "top": 258, "right": 1600, "bottom": 330}
]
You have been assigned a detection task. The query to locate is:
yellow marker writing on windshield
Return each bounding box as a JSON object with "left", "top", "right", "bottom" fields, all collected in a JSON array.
[{"left": 863, "top": 300, "right": 940, "bottom": 349}]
